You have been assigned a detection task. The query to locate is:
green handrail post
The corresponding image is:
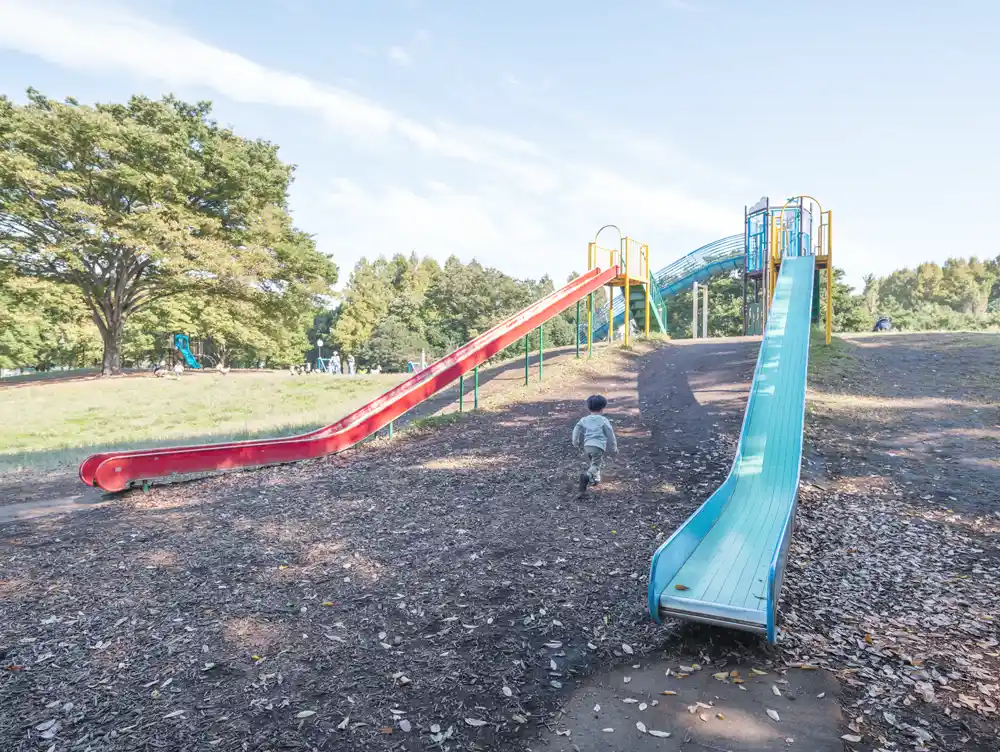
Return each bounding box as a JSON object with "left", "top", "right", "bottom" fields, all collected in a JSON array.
[
  {"left": 589, "top": 292, "right": 594, "bottom": 357},
  {"left": 538, "top": 325, "right": 543, "bottom": 380},
  {"left": 575, "top": 300, "right": 581, "bottom": 358},
  {"left": 474, "top": 366, "right": 479, "bottom": 409},
  {"left": 459, "top": 373, "right": 464, "bottom": 412},
  {"left": 388, "top": 420, "right": 394, "bottom": 439},
  {"left": 524, "top": 334, "right": 529, "bottom": 385}
]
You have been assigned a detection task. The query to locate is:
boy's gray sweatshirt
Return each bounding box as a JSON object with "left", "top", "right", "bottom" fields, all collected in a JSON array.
[{"left": 572, "top": 414, "right": 618, "bottom": 453}]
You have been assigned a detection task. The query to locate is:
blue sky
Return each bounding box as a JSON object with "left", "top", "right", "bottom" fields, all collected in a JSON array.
[{"left": 1, "top": 0, "right": 997, "bottom": 290}]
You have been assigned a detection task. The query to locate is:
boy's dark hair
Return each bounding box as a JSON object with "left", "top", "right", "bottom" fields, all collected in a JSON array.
[{"left": 587, "top": 394, "right": 608, "bottom": 412}]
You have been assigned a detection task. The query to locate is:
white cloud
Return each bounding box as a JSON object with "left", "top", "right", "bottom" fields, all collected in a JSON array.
[
  {"left": 387, "top": 45, "right": 412, "bottom": 67},
  {"left": 0, "top": 0, "right": 741, "bottom": 280},
  {"left": 0, "top": 0, "right": 546, "bottom": 180}
]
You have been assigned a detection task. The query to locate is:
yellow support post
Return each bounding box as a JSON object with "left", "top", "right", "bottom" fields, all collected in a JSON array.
[
  {"left": 623, "top": 238, "right": 631, "bottom": 347},
  {"left": 826, "top": 210, "right": 833, "bottom": 345}
]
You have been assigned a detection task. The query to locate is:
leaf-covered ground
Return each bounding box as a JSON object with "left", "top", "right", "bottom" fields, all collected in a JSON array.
[{"left": 1, "top": 333, "right": 997, "bottom": 751}]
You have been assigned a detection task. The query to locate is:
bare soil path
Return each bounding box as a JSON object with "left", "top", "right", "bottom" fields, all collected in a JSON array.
[{"left": 2, "top": 333, "right": 996, "bottom": 752}]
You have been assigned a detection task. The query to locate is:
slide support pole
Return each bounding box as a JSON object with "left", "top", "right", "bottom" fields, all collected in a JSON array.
[
  {"left": 474, "top": 366, "right": 479, "bottom": 409},
  {"left": 575, "top": 300, "right": 581, "bottom": 358},
  {"left": 524, "top": 335, "right": 529, "bottom": 385},
  {"left": 538, "top": 326, "right": 543, "bottom": 380}
]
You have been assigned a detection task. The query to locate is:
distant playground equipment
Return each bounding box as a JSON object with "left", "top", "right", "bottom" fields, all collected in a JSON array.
[
  {"left": 648, "top": 195, "right": 833, "bottom": 643},
  {"left": 582, "top": 235, "right": 669, "bottom": 350},
  {"left": 874, "top": 316, "right": 892, "bottom": 332},
  {"left": 173, "top": 333, "right": 202, "bottom": 369}
]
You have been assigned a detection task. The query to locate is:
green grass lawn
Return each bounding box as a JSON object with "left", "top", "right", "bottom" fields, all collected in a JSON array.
[{"left": 0, "top": 371, "right": 405, "bottom": 472}]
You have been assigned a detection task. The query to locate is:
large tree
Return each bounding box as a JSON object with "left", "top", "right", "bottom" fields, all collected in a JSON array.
[{"left": 0, "top": 90, "right": 337, "bottom": 375}]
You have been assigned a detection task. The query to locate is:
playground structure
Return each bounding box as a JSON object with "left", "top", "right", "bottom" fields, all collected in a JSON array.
[
  {"left": 78, "top": 194, "right": 833, "bottom": 646},
  {"left": 648, "top": 195, "right": 832, "bottom": 642},
  {"left": 585, "top": 196, "right": 833, "bottom": 344},
  {"left": 172, "top": 333, "right": 202, "bottom": 369}
]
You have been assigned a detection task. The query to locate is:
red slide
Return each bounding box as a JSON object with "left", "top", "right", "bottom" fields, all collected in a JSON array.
[{"left": 81, "top": 265, "right": 620, "bottom": 492}]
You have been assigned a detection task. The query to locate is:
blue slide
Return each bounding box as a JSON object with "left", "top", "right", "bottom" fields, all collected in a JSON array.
[
  {"left": 648, "top": 255, "right": 815, "bottom": 642},
  {"left": 173, "top": 334, "right": 202, "bottom": 369}
]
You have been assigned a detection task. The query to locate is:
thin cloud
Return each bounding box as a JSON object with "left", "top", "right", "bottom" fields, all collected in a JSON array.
[
  {"left": 388, "top": 45, "right": 412, "bottom": 66},
  {"left": 0, "top": 0, "right": 740, "bottom": 277}
]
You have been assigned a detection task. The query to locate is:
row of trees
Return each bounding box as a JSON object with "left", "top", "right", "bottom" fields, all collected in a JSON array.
[
  {"left": 663, "top": 257, "right": 1000, "bottom": 340},
  {"left": 306, "top": 253, "right": 604, "bottom": 373}
]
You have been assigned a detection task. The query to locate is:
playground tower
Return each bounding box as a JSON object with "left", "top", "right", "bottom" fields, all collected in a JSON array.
[
  {"left": 745, "top": 195, "right": 832, "bottom": 343},
  {"left": 584, "top": 237, "right": 669, "bottom": 351}
]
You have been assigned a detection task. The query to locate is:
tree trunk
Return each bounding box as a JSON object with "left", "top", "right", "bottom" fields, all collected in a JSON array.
[{"left": 100, "top": 327, "right": 123, "bottom": 376}]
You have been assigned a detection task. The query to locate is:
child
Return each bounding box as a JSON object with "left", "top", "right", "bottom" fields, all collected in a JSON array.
[{"left": 572, "top": 394, "right": 618, "bottom": 495}]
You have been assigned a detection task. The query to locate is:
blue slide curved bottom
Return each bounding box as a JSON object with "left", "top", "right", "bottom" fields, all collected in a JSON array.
[{"left": 648, "top": 255, "right": 815, "bottom": 642}]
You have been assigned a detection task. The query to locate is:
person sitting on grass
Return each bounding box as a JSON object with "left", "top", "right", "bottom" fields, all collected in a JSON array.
[{"left": 572, "top": 394, "right": 618, "bottom": 495}]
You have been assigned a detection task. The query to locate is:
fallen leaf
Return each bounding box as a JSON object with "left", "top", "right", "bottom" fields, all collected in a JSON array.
[
  {"left": 767, "top": 709, "right": 780, "bottom": 722},
  {"left": 163, "top": 710, "right": 185, "bottom": 719},
  {"left": 842, "top": 734, "right": 862, "bottom": 743},
  {"left": 399, "top": 719, "right": 411, "bottom": 732},
  {"left": 502, "top": 686, "right": 513, "bottom": 697},
  {"left": 717, "top": 713, "right": 725, "bottom": 720},
  {"left": 337, "top": 716, "right": 350, "bottom": 730},
  {"left": 751, "top": 668, "right": 768, "bottom": 676},
  {"left": 465, "top": 718, "right": 487, "bottom": 727},
  {"left": 648, "top": 729, "right": 671, "bottom": 738},
  {"left": 675, "top": 584, "right": 690, "bottom": 591},
  {"left": 602, "top": 727, "right": 614, "bottom": 732},
  {"left": 430, "top": 723, "right": 441, "bottom": 733},
  {"left": 816, "top": 692, "right": 826, "bottom": 699},
  {"left": 639, "top": 702, "right": 648, "bottom": 711},
  {"left": 555, "top": 729, "right": 570, "bottom": 736},
  {"left": 623, "top": 676, "right": 632, "bottom": 684},
  {"left": 296, "top": 710, "right": 316, "bottom": 719},
  {"left": 622, "top": 643, "right": 634, "bottom": 655},
  {"left": 636, "top": 721, "right": 647, "bottom": 733},
  {"left": 623, "top": 698, "right": 639, "bottom": 704},
  {"left": 713, "top": 671, "right": 729, "bottom": 680},
  {"left": 511, "top": 714, "right": 527, "bottom": 724},
  {"left": 35, "top": 720, "right": 57, "bottom": 732},
  {"left": 593, "top": 704, "right": 601, "bottom": 713},
  {"left": 771, "top": 685, "right": 782, "bottom": 697},
  {"left": 661, "top": 690, "right": 677, "bottom": 696}
]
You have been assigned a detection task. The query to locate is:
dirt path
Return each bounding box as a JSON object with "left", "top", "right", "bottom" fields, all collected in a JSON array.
[
  {"left": 2, "top": 333, "right": 995, "bottom": 751},
  {"left": 785, "top": 332, "right": 1000, "bottom": 751},
  {"left": 0, "top": 339, "right": 762, "bottom": 752}
]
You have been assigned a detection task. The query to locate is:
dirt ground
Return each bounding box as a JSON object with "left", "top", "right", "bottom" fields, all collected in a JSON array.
[{"left": 1, "top": 333, "right": 997, "bottom": 751}]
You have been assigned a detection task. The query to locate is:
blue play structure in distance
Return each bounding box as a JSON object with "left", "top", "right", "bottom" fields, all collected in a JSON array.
[
  {"left": 584, "top": 234, "right": 744, "bottom": 341},
  {"left": 173, "top": 334, "right": 202, "bottom": 369}
]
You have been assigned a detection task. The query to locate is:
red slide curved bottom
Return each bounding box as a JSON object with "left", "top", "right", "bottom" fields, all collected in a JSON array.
[{"left": 81, "top": 265, "right": 620, "bottom": 492}]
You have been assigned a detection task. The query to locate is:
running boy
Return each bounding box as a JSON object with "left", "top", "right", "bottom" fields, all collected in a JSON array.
[{"left": 572, "top": 394, "right": 618, "bottom": 495}]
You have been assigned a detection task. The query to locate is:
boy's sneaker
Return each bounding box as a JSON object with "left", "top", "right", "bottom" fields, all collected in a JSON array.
[{"left": 578, "top": 473, "right": 590, "bottom": 494}]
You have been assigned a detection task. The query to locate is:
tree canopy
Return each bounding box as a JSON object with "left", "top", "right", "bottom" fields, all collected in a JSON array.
[{"left": 0, "top": 90, "right": 337, "bottom": 374}]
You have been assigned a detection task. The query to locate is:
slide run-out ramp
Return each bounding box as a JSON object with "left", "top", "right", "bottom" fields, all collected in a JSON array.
[{"left": 648, "top": 255, "right": 815, "bottom": 642}]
